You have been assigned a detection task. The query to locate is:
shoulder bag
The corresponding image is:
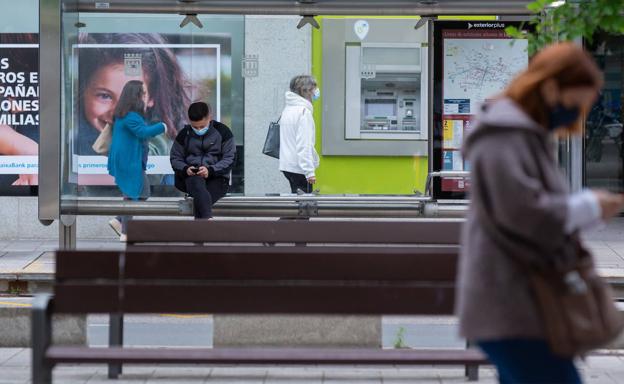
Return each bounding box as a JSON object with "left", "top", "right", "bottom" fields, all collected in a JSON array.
[
  {"left": 476, "top": 197, "right": 624, "bottom": 357},
  {"left": 262, "top": 117, "right": 280, "bottom": 159}
]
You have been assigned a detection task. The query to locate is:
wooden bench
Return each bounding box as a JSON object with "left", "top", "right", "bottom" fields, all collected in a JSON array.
[
  {"left": 32, "top": 220, "right": 488, "bottom": 383},
  {"left": 125, "top": 219, "right": 464, "bottom": 247}
]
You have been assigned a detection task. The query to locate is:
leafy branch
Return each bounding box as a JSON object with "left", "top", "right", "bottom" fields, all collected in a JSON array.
[{"left": 505, "top": 0, "right": 624, "bottom": 55}]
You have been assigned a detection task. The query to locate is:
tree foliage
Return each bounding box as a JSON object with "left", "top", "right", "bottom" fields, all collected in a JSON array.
[{"left": 505, "top": 0, "right": 624, "bottom": 55}]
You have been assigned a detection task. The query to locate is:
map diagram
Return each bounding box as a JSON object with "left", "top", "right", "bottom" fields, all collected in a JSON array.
[{"left": 444, "top": 39, "right": 528, "bottom": 114}]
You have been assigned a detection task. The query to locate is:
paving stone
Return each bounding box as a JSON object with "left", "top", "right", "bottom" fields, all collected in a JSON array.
[
  {"left": 582, "top": 356, "right": 624, "bottom": 371},
  {"left": 87, "top": 373, "right": 150, "bottom": 384},
  {"left": 149, "top": 366, "right": 211, "bottom": 382},
  {"left": 208, "top": 367, "right": 267, "bottom": 383},
  {"left": 1, "top": 348, "right": 30, "bottom": 366},
  {"left": 0, "top": 348, "right": 21, "bottom": 364},
  {"left": 585, "top": 241, "right": 611, "bottom": 249},
  {"left": 607, "top": 247, "right": 624, "bottom": 260},
  {"left": 0, "top": 366, "right": 29, "bottom": 383},
  {"left": 323, "top": 368, "right": 382, "bottom": 382},
  {"left": 53, "top": 366, "right": 100, "bottom": 383},
  {"left": 264, "top": 368, "right": 323, "bottom": 383},
  {"left": 382, "top": 379, "right": 440, "bottom": 384},
  {"left": 3, "top": 242, "right": 42, "bottom": 252},
  {"left": 582, "top": 372, "right": 618, "bottom": 384}
]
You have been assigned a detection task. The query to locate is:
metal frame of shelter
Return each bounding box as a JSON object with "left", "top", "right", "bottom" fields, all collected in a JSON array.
[{"left": 39, "top": 0, "right": 538, "bottom": 247}]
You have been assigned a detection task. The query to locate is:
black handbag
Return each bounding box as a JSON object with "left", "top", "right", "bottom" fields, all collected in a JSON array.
[{"left": 262, "top": 117, "right": 280, "bottom": 159}]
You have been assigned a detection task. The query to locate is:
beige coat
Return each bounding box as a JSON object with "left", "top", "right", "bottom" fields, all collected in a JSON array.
[{"left": 457, "top": 98, "right": 580, "bottom": 341}]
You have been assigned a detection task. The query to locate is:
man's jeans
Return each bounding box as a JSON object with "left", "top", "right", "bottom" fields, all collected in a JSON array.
[{"left": 185, "top": 176, "right": 229, "bottom": 218}]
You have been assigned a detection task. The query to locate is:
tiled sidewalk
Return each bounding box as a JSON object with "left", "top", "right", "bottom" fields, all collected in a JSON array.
[{"left": 3, "top": 347, "right": 624, "bottom": 383}]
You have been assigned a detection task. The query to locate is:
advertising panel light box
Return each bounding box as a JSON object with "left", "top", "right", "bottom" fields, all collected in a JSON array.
[{"left": 433, "top": 21, "right": 529, "bottom": 198}]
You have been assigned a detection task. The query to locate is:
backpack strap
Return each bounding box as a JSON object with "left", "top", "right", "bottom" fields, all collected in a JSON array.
[{"left": 175, "top": 125, "right": 192, "bottom": 156}]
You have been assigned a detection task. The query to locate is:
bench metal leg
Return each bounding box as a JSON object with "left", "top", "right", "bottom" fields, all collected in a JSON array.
[
  {"left": 32, "top": 294, "right": 53, "bottom": 384},
  {"left": 108, "top": 313, "right": 124, "bottom": 379},
  {"left": 465, "top": 364, "right": 479, "bottom": 381},
  {"left": 465, "top": 340, "right": 480, "bottom": 381}
]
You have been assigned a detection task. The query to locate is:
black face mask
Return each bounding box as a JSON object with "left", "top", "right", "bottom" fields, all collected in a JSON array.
[{"left": 547, "top": 103, "right": 580, "bottom": 131}]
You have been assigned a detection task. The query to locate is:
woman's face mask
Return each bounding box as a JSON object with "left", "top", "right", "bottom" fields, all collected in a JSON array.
[
  {"left": 312, "top": 88, "right": 321, "bottom": 101},
  {"left": 547, "top": 103, "right": 580, "bottom": 131}
]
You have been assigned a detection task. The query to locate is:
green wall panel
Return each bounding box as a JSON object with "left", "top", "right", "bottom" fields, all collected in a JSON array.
[
  {"left": 312, "top": 16, "right": 428, "bottom": 195},
  {"left": 311, "top": 15, "right": 495, "bottom": 194}
]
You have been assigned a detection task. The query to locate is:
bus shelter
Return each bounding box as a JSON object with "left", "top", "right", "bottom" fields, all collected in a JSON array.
[{"left": 36, "top": 0, "right": 538, "bottom": 246}]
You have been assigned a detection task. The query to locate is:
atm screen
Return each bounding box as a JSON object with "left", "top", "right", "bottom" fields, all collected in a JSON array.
[{"left": 365, "top": 99, "right": 396, "bottom": 117}]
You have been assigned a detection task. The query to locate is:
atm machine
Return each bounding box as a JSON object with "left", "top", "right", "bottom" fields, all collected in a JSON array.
[{"left": 323, "top": 19, "right": 428, "bottom": 156}]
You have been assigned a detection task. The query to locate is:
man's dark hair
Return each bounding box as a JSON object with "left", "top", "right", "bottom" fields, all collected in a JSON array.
[
  {"left": 113, "top": 80, "right": 146, "bottom": 118},
  {"left": 188, "top": 102, "right": 210, "bottom": 122}
]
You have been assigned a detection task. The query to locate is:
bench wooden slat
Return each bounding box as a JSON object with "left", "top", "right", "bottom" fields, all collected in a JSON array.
[
  {"left": 121, "top": 285, "right": 455, "bottom": 314},
  {"left": 124, "top": 245, "right": 460, "bottom": 254},
  {"left": 54, "top": 285, "right": 119, "bottom": 313},
  {"left": 123, "top": 248, "right": 458, "bottom": 280},
  {"left": 56, "top": 250, "right": 120, "bottom": 279},
  {"left": 127, "top": 220, "right": 462, "bottom": 245},
  {"left": 46, "top": 346, "right": 486, "bottom": 365}
]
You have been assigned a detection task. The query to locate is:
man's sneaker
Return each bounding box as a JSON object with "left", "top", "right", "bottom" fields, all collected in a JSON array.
[
  {"left": 120, "top": 234, "right": 127, "bottom": 242},
  {"left": 108, "top": 218, "right": 122, "bottom": 236}
]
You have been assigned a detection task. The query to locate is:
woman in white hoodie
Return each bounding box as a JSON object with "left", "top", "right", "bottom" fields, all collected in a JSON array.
[{"left": 279, "top": 75, "right": 320, "bottom": 193}]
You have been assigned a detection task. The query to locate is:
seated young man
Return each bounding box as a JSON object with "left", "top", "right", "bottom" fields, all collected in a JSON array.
[{"left": 170, "top": 102, "right": 236, "bottom": 218}]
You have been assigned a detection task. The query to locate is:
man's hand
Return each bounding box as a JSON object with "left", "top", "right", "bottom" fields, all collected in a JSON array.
[
  {"left": 307, "top": 176, "right": 316, "bottom": 184},
  {"left": 186, "top": 167, "right": 197, "bottom": 176},
  {"left": 197, "top": 166, "right": 209, "bottom": 179}
]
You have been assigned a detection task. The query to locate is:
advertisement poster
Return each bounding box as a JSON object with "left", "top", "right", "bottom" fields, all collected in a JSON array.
[
  {"left": 72, "top": 33, "right": 230, "bottom": 187},
  {"left": 0, "top": 32, "right": 233, "bottom": 191},
  {"left": 436, "top": 22, "right": 528, "bottom": 194},
  {"left": 0, "top": 33, "right": 39, "bottom": 188}
]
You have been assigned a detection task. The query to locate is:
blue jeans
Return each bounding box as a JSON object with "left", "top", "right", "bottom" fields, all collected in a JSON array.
[{"left": 477, "top": 339, "right": 581, "bottom": 384}]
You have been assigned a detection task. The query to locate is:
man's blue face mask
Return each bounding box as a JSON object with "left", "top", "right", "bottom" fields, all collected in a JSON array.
[{"left": 192, "top": 126, "right": 209, "bottom": 136}]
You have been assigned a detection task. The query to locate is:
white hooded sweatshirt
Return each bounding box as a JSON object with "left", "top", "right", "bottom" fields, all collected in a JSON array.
[{"left": 279, "top": 91, "right": 319, "bottom": 178}]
